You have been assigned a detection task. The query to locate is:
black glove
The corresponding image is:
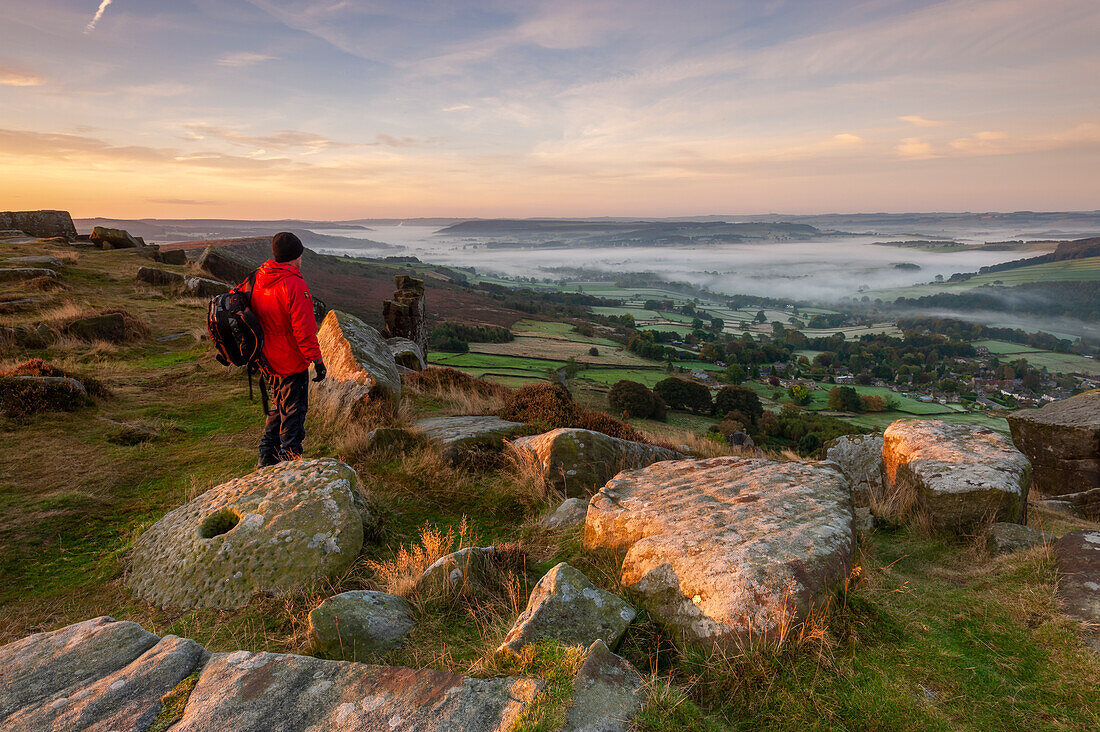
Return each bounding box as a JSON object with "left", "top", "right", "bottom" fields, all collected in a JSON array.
[{"left": 312, "top": 360, "right": 327, "bottom": 382}]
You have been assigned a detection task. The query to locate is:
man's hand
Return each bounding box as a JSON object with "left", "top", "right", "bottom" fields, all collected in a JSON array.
[{"left": 312, "top": 360, "right": 327, "bottom": 382}]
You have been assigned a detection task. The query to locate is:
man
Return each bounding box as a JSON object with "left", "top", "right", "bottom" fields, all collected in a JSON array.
[{"left": 248, "top": 232, "right": 327, "bottom": 467}]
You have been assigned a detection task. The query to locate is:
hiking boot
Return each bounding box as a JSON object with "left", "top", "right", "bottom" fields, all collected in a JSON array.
[{"left": 256, "top": 454, "right": 279, "bottom": 469}]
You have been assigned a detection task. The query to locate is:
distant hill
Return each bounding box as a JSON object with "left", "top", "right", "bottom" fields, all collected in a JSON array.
[{"left": 437, "top": 219, "right": 832, "bottom": 246}]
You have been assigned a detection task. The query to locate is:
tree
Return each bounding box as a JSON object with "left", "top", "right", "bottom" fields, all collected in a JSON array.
[
  {"left": 788, "top": 383, "right": 812, "bottom": 405},
  {"left": 723, "top": 363, "right": 747, "bottom": 384},
  {"left": 588, "top": 346, "right": 599, "bottom": 357},
  {"left": 827, "top": 386, "right": 863, "bottom": 412},
  {"left": 714, "top": 385, "right": 763, "bottom": 423},
  {"left": 754, "top": 310, "right": 767, "bottom": 323},
  {"left": 608, "top": 380, "right": 666, "bottom": 420},
  {"left": 654, "top": 377, "right": 712, "bottom": 414},
  {"left": 711, "top": 317, "right": 725, "bottom": 331}
]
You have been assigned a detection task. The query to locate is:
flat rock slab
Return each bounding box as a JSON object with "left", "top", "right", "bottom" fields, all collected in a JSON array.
[
  {"left": 91, "top": 225, "right": 144, "bottom": 249},
  {"left": 415, "top": 416, "right": 527, "bottom": 463},
  {"left": 136, "top": 266, "right": 185, "bottom": 287},
  {"left": 883, "top": 419, "right": 1031, "bottom": 530},
  {"left": 309, "top": 590, "right": 415, "bottom": 661},
  {"left": 128, "top": 458, "right": 367, "bottom": 609},
  {"left": 825, "top": 433, "right": 884, "bottom": 507},
  {"left": 513, "top": 428, "right": 683, "bottom": 497},
  {"left": 499, "top": 563, "right": 635, "bottom": 656},
  {"left": 985, "top": 522, "right": 1045, "bottom": 555},
  {"left": 1008, "top": 391, "right": 1100, "bottom": 519},
  {"left": 183, "top": 275, "right": 230, "bottom": 297},
  {"left": 316, "top": 310, "right": 402, "bottom": 410},
  {"left": 65, "top": 312, "right": 126, "bottom": 342},
  {"left": 0, "top": 267, "right": 57, "bottom": 282},
  {"left": 0, "top": 617, "right": 542, "bottom": 732},
  {"left": 195, "top": 245, "right": 254, "bottom": 285},
  {"left": 1054, "top": 529, "right": 1100, "bottom": 626},
  {"left": 3, "top": 255, "right": 63, "bottom": 268},
  {"left": 585, "top": 456, "right": 854, "bottom": 648},
  {"left": 563, "top": 640, "right": 645, "bottom": 732}
]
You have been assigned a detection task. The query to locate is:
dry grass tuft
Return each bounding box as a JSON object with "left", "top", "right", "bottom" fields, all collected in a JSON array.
[
  {"left": 364, "top": 518, "right": 474, "bottom": 598},
  {"left": 500, "top": 382, "right": 645, "bottom": 442},
  {"left": 403, "top": 367, "right": 510, "bottom": 416}
]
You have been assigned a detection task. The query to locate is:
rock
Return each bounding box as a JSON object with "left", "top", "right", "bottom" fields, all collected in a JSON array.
[
  {"left": 853, "top": 506, "right": 875, "bottom": 532},
  {"left": 499, "top": 563, "right": 635, "bottom": 656},
  {"left": 0, "top": 268, "right": 57, "bottom": 282},
  {"left": 825, "top": 433, "right": 884, "bottom": 507},
  {"left": 0, "top": 210, "right": 77, "bottom": 240},
  {"left": 99, "top": 416, "right": 158, "bottom": 445},
  {"left": 382, "top": 275, "right": 427, "bottom": 360},
  {"left": 513, "top": 428, "right": 683, "bottom": 497},
  {"left": 584, "top": 456, "right": 854, "bottom": 649},
  {"left": 417, "top": 546, "right": 497, "bottom": 594},
  {"left": 984, "top": 522, "right": 1045, "bottom": 555},
  {"left": 0, "top": 229, "right": 28, "bottom": 240},
  {"left": 183, "top": 275, "right": 231, "bottom": 297},
  {"left": 542, "top": 497, "right": 589, "bottom": 529},
  {"left": 562, "top": 639, "right": 646, "bottom": 732},
  {"left": 883, "top": 419, "right": 1031, "bottom": 530},
  {"left": 173, "top": 648, "right": 540, "bottom": 731},
  {"left": 728, "top": 430, "right": 755, "bottom": 449},
  {"left": 415, "top": 415, "right": 528, "bottom": 464},
  {"left": 64, "top": 312, "right": 126, "bottom": 342},
  {"left": 159, "top": 248, "right": 189, "bottom": 265},
  {"left": 362, "top": 426, "right": 427, "bottom": 453},
  {"left": 1008, "top": 392, "right": 1099, "bottom": 519},
  {"left": 3, "top": 255, "right": 63, "bottom": 268},
  {"left": 195, "top": 245, "right": 254, "bottom": 285},
  {"left": 127, "top": 458, "right": 367, "bottom": 609},
  {"left": 0, "top": 376, "right": 89, "bottom": 418},
  {"left": 90, "top": 225, "right": 145, "bottom": 249},
  {"left": 309, "top": 590, "right": 414, "bottom": 661},
  {"left": 0, "top": 617, "right": 542, "bottom": 731},
  {"left": 0, "top": 325, "right": 48, "bottom": 348},
  {"left": 1038, "top": 499, "right": 1083, "bottom": 517},
  {"left": 1053, "top": 529, "right": 1100, "bottom": 626},
  {"left": 387, "top": 336, "right": 426, "bottom": 370},
  {"left": 136, "top": 266, "right": 185, "bottom": 287},
  {"left": 315, "top": 310, "right": 402, "bottom": 415}
]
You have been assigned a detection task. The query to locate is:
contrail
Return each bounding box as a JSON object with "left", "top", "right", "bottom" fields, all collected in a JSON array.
[{"left": 85, "top": 0, "right": 113, "bottom": 34}]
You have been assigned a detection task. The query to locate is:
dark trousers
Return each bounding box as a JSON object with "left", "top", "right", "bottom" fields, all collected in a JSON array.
[{"left": 258, "top": 369, "right": 309, "bottom": 462}]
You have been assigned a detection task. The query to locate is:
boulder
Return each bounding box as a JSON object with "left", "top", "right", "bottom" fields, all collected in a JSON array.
[
  {"left": 194, "top": 245, "right": 253, "bottom": 285},
  {"left": 853, "top": 506, "right": 875, "bottom": 532},
  {"left": 0, "top": 376, "right": 89, "bottom": 418},
  {"left": 542, "top": 497, "right": 589, "bottom": 529},
  {"left": 90, "top": 226, "right": 144, "bottom": 249},
  {"left": 159, "top": 248, "right": 189, "bottom": 265},
  {"left": 562, "top": 640, "right": 646, "bottom": 732},
  {"left": 883, "top": 420, "right": 1031, "bottom": 530},
  {"left": 499, "top": 563, "right": 635, "bottom": 656},
  {"left": 64, "top": 312, "right": 126, "bottom": 342},
  {"left": 136, "top": 266, "right": 185, "bottom": 287},
  {"left": 513, "top": 428, "right": 683, "bottom": 497},
  {"left": 183, "top": 276, "right": 231, "bottom": 297},
  {"left": 0, "top": 617, "right": 542, "bottom": 731},
  {"left": 584, "top": 456, "right": 854, "bottom": 649},
  {"left": 415, "top": 415, "right": 527, "bottom": 464},
  {"left": 1007, "top": 392, "right": 1099, "bottom": 519},
  {"left": 0, "top": 267, "right": 57, "bottom": 282},
  {"left": 1053, "top": 529, "right": 1100, "bottom": 627},
  {"left": 382, "top": 275, "right": 427, "bottom": 360},
  {"left": 309, "top": 590, "right": 414, "bottom": 661},
  {"left": 984, "top": 522, "right": 1045, "bottom": 556},
  {"left": 1038, "top": 499, "right": 1083, "bottom": 517},
  {"left": 0, "top": 210, "right": 77, "bottom": 240},
  {"left": 417, "top": 546, "right": 497, "bottom": 594},
  {"left": 0, "top": 229, "right": 28, "bottom": 240},
  {"left": 173, "top": 648, "right": 540, "bottom": 731},
  {"left": 825, "top": 433, "right": 884, "bottom": 507},
  {"left": 315, "top": 310, "right": 402, "bottom": 413},
  {"left": 127, "top": 458, "right": 367, "bottom": 609},
  {"left": 3, "top": 255, "right": 63, "bottom": 268},
  {"left": 387, "top": 336, "right": 426, "bottom": 370}
]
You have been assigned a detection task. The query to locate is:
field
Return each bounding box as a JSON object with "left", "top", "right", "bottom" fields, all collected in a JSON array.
[
  {"left": 872, "top": 255, "right": 1100, "bottom": 299},
  {"left": 972, "top": 340, "right": 1045, "bottom": 355}
]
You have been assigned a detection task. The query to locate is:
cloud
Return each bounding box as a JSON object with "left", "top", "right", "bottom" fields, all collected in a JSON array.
[
  {"left": 0, "top": 65, "right": 44, "bottom": 87},
  {"left": 897, "top": 137, "right": 935, "bottom": 159},
  {"left": 442, "top": 104, "right": 472, "bottom": 112},
  {"left": 899, "top": 115, "right": 948, "bottom": 127},
  {"left": 146, "top": 198, "right": 215, "bottom": 206},
  {"left": 218, "top": 52, "right": 278, "bottom": 67},
  {"left": 183, "top": 124, "right": 351, "bottom": 150},
  {"left": 85, "top": 0, "right": 113, "bottom": 34}
]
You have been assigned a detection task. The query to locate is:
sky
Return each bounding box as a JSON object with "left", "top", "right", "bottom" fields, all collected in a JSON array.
[{"left": 0, "top": 0, "right": 1098, "bottom": 219}]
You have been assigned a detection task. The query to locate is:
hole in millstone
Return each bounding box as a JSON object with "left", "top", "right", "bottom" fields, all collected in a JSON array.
[{"left": 198, "top": 509, "right": 240, "bottom": 539}]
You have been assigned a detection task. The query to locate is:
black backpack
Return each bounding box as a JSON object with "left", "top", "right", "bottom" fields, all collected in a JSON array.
[{"left": 207, "top": 270, "right": 271, "bottom": 414}]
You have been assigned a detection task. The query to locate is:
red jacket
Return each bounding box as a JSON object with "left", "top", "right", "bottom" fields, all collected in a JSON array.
[{"left": 245, "top": 260, "right": 323, "bottom": 377}]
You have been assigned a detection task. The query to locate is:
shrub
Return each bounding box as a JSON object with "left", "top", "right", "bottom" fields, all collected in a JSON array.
[
  {"left": 0, "top": 373, "right": 92, "bottom": 418},
  {"left": 608, "top": 380, "right": 665, "bottom": 420},
  {"left": 860, "top": 395, "right": 887, "bottom": 412},
  {"left": 714, "top": 385, "right": 763, "bottom": 423},
  {"left": 428, "top": 322, "right": 512, "bottom": 352},
  {"left": 654, "top": 377, "right": 712, "bottom": 414},
  {"left": 588, "top": 346, "right": 599, "bottom": 357},
  {"left": 404, "top": 367, "right": 510, "bottom": 399},
  {"left": 827, "top": 386, "right": 864, "bottom": 412},
  {"left": 499, "top": 382, "right": 644, "bottom": 441},
  {"left": 1, "top": 358, "right": 110, "bottom": 397},
  {"left": 788, "top": 383, "right": 812, "bottom": 405}
]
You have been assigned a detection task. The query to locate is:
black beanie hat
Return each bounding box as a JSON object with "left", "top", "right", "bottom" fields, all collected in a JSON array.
[{"left": 272, "top": 231, "right": 304, "bottom": 263}]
